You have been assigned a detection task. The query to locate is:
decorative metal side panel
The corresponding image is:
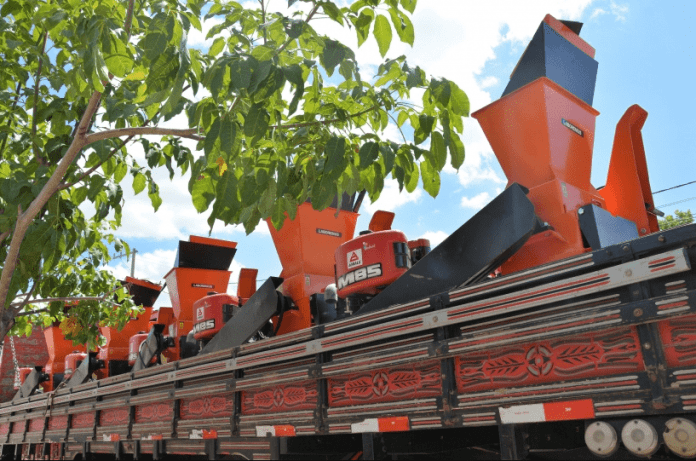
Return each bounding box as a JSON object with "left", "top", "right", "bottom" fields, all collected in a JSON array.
[
  {"left": 455, "top": 327, "right": 644, "bottom": 393},
  {"left": 328, "top": 361, "right": 442, "bottom": 407},
  {"left": 242, "top": 381, "right": 318, "bottom": 415},
  {"left": 135, "top": 402, "right": 173, "bottom": 423},
  {"left": 180, "top": 392, "right": 235, "bottom": 420},
  {"left": 99, "top": 407, "right": 130, "bottom": 426},
  {"left": 28, "top": 417, "right": 44, "bottom": 432},
  {"left": 48, "top": 415, "right": 68, "bottom": 430},
  {"left": 71, "top": 412, "right": 95, "bottom": 428},
  {"left": 659, "top": 313, "right": 696, "bottom": 367}
]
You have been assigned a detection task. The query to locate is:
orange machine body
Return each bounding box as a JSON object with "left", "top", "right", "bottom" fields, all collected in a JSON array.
[
  {"left": 94, "top": 307, "right": 152, "bottom": 379},
  {"left": 64, "top": 352, "right": 88, "bottom": 379},
  {"left": 335, "top": 230, "right": 410, "bottom": 298},
  {"left": 163, "top": 237, "right": 236, "bottom": 338},
  {"left": 267, "top": 202, "right": 359, "bottom": 334},
  {"left": 43, "top": 324, "right": 86, "bottom": 391},
  {"left": 473, "top": 77, "right": 604, "bottom": 273},
  {"left": 193, "top": 292, "right": 239, "bottom": 341},
  {"left": 599, "top": 105, "right": 659, "bottom": 236},
  {"left": 128, "top": 333, "right": 152, "bottom": 366},
  {"left": 473, "top": 14, "right": 655, "bottom": 274}
]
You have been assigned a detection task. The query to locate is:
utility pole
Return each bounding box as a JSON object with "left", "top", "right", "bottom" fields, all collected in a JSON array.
[
  {"left": 130, "top": 249, "right": 137, "bottom": 278},
  {"left": 112, "top": 248, "right": 137, "bottom": 278}
]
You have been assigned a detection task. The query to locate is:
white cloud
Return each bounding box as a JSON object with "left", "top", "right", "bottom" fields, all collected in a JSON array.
[
  {"left": 461, "top": 191, "right": 492, "bottom": 210},
  {"left": 419, "top": 230, "right": 448, "bottom": 247},
  {"left": 107, "top": 249, "right": 177, "bottom": 282},
  {"left": 591, "top": 8, "right": 607, "bottom": 18},
  {"left": 609, "top": 1, "right": 629, "bottom": 22},
  {"left": 479, "top": 76, "right": 499, "bottom": 89},
  {"left": 363, "top": 179, "right": 423, "bottom": 215}
]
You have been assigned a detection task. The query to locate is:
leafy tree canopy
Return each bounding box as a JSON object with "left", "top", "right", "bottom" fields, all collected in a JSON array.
[
  {"left": 659, "top": 209, "right": 694, "bottom": 230},
  {"left": 0, "top": 0, "right": 469, "bottom": 346}
]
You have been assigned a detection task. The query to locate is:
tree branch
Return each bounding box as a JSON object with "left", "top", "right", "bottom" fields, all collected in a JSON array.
[
  {"left": 12, "top": 276, "right": 39, "bottom": 314},
  {"left": 273, "top": 105, "right": 377, "bottom": 130},
  {"left": 84, "top": 127, "right": 203, "bottom": 146},
  {"left": 0, "top": 90, "right": 102, "bottom": 324},
  {"left": 275, "top": 2, "right": 320, "bottom": 56},
  {"left": 9, "top": 296, "right": 111, "bottom": 308},
  {"left": 0, "top": 231, "right": 9, "bottom": 247}
]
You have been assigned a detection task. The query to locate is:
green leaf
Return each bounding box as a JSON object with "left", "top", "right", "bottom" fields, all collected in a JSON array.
[
  {"left": 114, "top": 162, "right": 127, "bottom": 184},
  {"left": 359, "top": 141, "right": 379, "bottom": 168},
  {"left": 430, "top": 131, "right": 446, "bottom": 169},
  {"left": 321, "top": 1, "right": 343, "bottom": 23},
  {"left": 324, "top": 136, "right": 346, "bottom": 173},
  {"left": 191, "top": 175, "right": 215, "bottom": 212},
  {"left": 259, "top": 180, "right": 277, "bottom": 216},
  {"left": 71, "top": 187, "right": 88, "bottom": 206},
  {"left": 388, "top": 7, "right": 414, "bottom": 46},
  {"left": 322, "top": 39, "right": 345, "bottom": 77},
  {"left": 283, "top": 64, "right": 305, "bottom": 115},
  {"left": 420, "top": 160, "right": 440, "bottom": 197},
  {"left": 354, "top": 9, "right": 374, "bottom": 47},
  {"left": 397, "top": 111, "right": 408, "bottom": 127},
  {"left": 251, "top": 45, "right": 275, "bottom": 62},
  {"left": 449, "top": 131, "right": 465, "bottom": 170},
  {"left": 400, "top": 0, "right": 417, "bottom": 13},
  {"left": 450, "top": 85, "right": 470, "bottom": 116},
  {"left": 285, "top": 19, "right": 304, "bottom": 39},
  {"left": 105, "top": 53, "right": 134, "bottom": 79},
  {"left": 244, "top": 103, "right": 270, "bottom": 139},
  {"left": 205, "top": 116, "right": 220, "bottom": 157},
  {"left": 133, "top": 173, "right": 146, "bottom": 195},
  {"left": 149, "top": 189, "right": 163, "bottom": 211},
  {"left": 230, "top": 58, "right": 252, "bottom": 90},
  {"left": 430, "top": 78, "right": 451, "bottom": 107},
  {"left": 209, "top": 37, "right": 225, "bottom": 56},
  {"left": 219, "top": 116, "right": 237, "bottom": 157},
  {"left": 418, "top": 114, "right": 435, "bottom": 135},
  {"left": 405, "top": 164, "right": 419, "bottom": 193},
  {"left": 142, "top": 33, "right": 168, "bottom": 61},
  {"left": 373, "top": 15, "right": 392, "bottom": 58}
]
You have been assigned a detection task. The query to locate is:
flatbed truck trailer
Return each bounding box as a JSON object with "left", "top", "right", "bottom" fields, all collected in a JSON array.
[{"left": 1, "top": 223, "right": 695, "bottom": 460}]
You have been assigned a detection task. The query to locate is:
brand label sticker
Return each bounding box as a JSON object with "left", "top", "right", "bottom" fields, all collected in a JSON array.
[
  {"left": 562, "top": 118, "right": 583, "bottom": 137},
  {"left": 192, "top": 283, "right": 214, "bottom": 289},
  {"left": 317, "top": 228, "right": 341, "bottom": 237},
  {"left": 347, "top": 249, "right": 363, "bottom": 269},
  {"left": 196, "top": 307, "right": 204, "bottom": 321}
]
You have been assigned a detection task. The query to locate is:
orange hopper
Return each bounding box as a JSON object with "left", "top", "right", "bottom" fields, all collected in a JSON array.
[
  {"left": 474, "top": 77, "right": 604, "bottom": 273},
  {"left": 266, "top": 200, "right": 359, "bottom": 334},
  {"left": 473, "top": 15, "right": 655, "bottom": 274},
  {"left": 163, "top": 236, "right": 237, "bottom": 338}
]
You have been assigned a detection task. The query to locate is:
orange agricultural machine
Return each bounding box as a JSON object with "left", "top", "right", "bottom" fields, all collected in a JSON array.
[{"left": 3, "top": 15, "right": 696, "bottom": 461}]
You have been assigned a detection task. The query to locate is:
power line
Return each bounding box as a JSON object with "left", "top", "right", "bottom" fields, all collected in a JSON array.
[
  {"left": 657, "top": 196, "right": 696, "bottom": 209},
  {"left": 653, "top": 180, "right": 696, "bottom": 195}
]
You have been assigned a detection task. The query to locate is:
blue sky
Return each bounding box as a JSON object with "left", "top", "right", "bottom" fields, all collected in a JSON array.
[{"left": 105, "top": 0, "right": 696, "bottom": 308}]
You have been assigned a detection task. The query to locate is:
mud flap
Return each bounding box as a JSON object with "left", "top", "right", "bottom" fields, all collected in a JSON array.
[
  {"left": 200, "top": 277, "right": 283, "bottom": 354},
  {"left": 356, "top": 183, "right": 539, "bottom": 315}
]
